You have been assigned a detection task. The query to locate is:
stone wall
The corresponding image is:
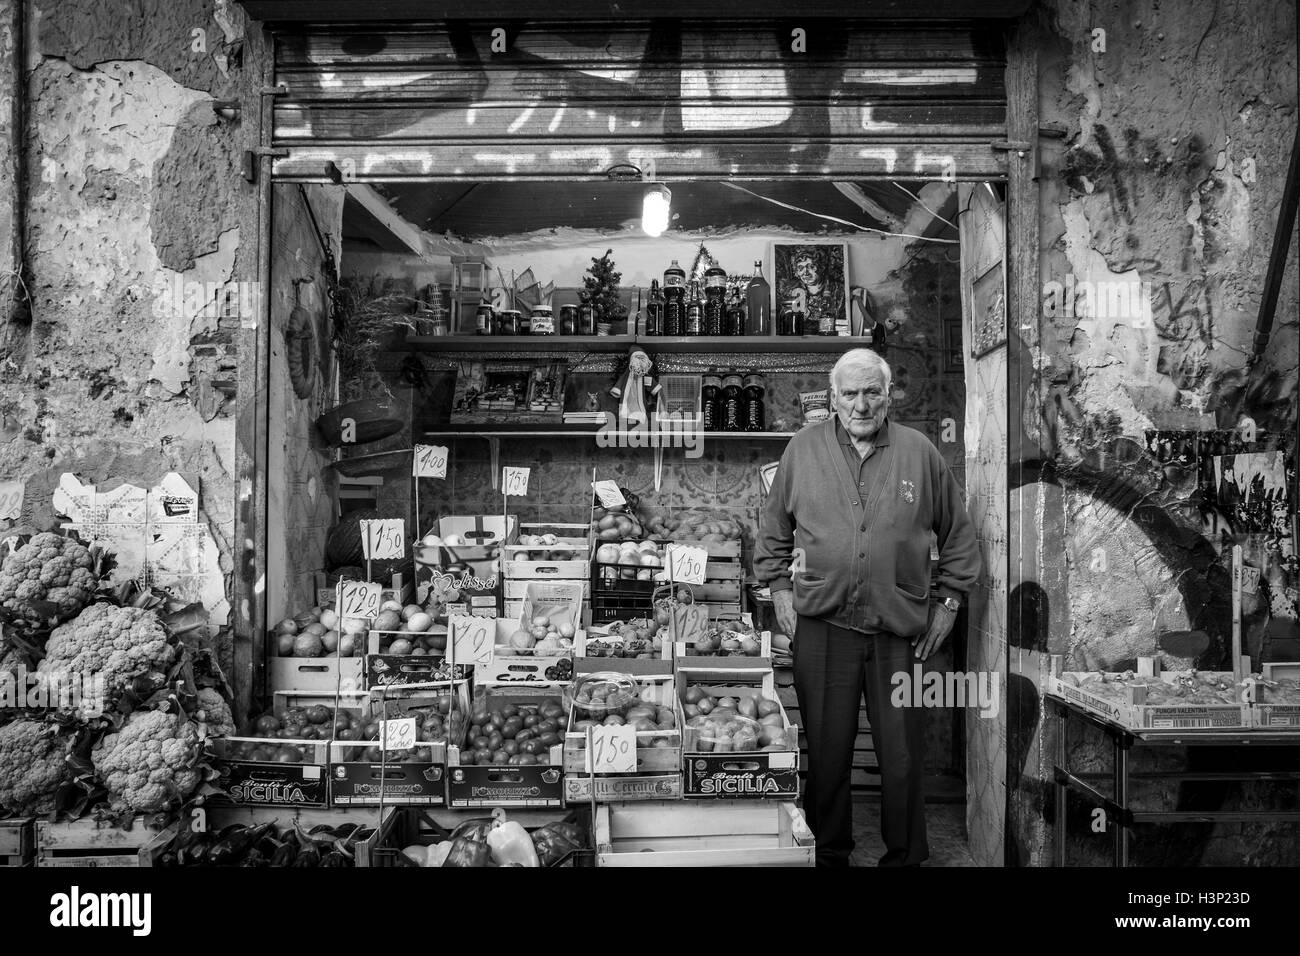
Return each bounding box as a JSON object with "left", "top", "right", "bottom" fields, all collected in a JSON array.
[
  {"left": 0, "top": 0, "right": 261, "bottom": 681},
  {"left": 1010, "top": 0, "right": 1300, "bottom": 866}
]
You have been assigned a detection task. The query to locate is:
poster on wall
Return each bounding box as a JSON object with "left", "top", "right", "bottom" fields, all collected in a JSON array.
[
  {"left": 970, "top": 261, "right": 1006, "bottom": 357},
  {"left": 1202, "top": 450, "right": 1292, "bottom": 536},
  {"left": 771, "top": 241, "right": 850, "bottom": 335}
]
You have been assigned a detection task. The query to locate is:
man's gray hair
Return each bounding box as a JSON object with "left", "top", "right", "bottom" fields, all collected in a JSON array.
[{"left": 830, "top": 348, "right": 892, "bottom": 393}]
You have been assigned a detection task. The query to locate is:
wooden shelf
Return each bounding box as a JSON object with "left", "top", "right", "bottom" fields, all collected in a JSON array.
[
  {"left": 421, "top": 426, "right": 798, "bottom": 440},
  {"left": 405, "top": 334, "right": 874, "bottom": 354},
  {"left": 406, "top": 335, "right": 635, "bottom": 352}
]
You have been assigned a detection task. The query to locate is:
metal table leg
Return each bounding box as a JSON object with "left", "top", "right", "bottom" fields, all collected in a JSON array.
[
  {"left": 1113, "top": 730, "right": 1131, "bottom": 867},
  {"left": 1054, "top": 701, "right": 1067, "bottom": 867}
]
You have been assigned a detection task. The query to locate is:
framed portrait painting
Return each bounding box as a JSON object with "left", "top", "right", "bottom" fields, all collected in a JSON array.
[{"left": 770, "top": 241, "right": 851, "bottom": 335}]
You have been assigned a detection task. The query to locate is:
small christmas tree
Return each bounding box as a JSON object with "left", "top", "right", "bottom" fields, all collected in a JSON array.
[{"left": 582, "top": 249, "right": 628, "bottom": 326}]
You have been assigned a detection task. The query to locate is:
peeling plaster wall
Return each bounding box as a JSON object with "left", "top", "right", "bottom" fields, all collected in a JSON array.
[
  {"left": 0, "top": 0, "right": 260, "bottom": 680},
  {"left": 1012, "top": 0, "right": 1300, "bottom": 865}
]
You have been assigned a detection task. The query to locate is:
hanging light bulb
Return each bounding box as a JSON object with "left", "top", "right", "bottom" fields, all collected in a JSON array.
[{"left": 642, "top": 184, "right": 672, "bottom": 237}]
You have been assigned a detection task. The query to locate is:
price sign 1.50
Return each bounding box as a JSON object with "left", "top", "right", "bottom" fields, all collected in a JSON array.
[
  {"left": 585, "top": 723, "right": 636, "bottom": 774},
  {"left": 338, "top": 580, "right": 382, "bottom": 620},
  {"left": 665, "top": 544, "right": 707, "bottom": 585},
  {"left": 361, "top": 519, "right": 405, "bottom": 560},
  {"left": 502, "top": 467, "right": 530, "bottom": 497}
]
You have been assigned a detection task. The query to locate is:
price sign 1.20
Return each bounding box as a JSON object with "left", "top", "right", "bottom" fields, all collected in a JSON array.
[
  {"left": 450, "top": 614, "right": 493, "bottom": 665},
  {"left": 586, "top": 724, "right": 636, "bottom": 774},
  {"left": 338, "top": 581, "right": 382, "bottom": 619}
]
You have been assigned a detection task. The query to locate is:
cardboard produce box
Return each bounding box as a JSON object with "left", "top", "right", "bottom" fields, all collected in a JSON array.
[
  {"left": 445, "top": 686, "right": 566, "bottom": 808},
  {"left": 328, "top": 681, "right": 470, "bottom": 806},
  {"left": 677, "top": 659, "right": 799, "bottom": 799}
]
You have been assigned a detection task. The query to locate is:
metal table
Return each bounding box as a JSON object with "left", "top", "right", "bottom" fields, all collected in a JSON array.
[{"left": 1048, "top": 696, "right": 1300, "bottom": 866}]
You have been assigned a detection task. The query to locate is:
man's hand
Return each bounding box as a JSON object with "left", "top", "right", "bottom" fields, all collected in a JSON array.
[
  {"left": 772, "top": 589, "right": 797, "bottom": 645},
  {"left": 912, "top": 602, "right": 957, "bottom": 661}
]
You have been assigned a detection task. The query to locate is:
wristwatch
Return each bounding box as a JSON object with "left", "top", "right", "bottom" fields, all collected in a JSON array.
[{"left": 940, "top": 596, "right": 960, "bottom": 612}]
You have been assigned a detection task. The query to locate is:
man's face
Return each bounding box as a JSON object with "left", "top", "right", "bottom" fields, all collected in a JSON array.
[
  {"left": 834, "top": 365, "right": 891, "bottom": 440},
  {"left": 793, "top": 255, "right": 821, "bottom": 290}
]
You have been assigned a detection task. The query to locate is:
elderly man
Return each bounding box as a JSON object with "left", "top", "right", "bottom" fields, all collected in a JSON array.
[{"left": 755, "top": 348, "right": 979, "bottom": 866}]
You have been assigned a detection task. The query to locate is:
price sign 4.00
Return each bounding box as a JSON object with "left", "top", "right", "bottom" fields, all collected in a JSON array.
[{"left": 414, "top": 444, "right": 449, "bottom": 479}]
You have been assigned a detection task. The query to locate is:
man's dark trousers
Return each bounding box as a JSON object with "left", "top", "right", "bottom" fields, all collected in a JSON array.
[{"left": 793, "top": 615, "right": 928, "bottom": 866}]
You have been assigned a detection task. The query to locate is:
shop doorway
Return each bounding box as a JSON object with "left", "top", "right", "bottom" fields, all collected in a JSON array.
[{"left": 260, "top": 174, "right": 1007, "bottom": 856}]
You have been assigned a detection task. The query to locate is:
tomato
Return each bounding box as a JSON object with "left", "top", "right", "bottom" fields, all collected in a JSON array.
[
  {"left": 488, "top": 711, "right": 506, "bottom": 729},
  {"left": 517, "top": 753, "right": 537, "bottom": 765},
  {"left": 536, "top": 719, "right": 557, "bottom": 735},
  {"left": 522, "top": 714, "right": 540, "bottom": 728},
  {"left": 515, "top": 728, "right": 535, "bottom": 743},
  {"left": 468, "top": 724, "right": 483, "bottom": 740},
  {"left": 502, "top": 717, "right": 523, "bottom": 738},
  {"left": 507, "top": 754, "right": 523, "bottom": 765},
  {"left": 503, "top": 740, "right": 520, "bottom": 756},
  {"left": 487, "top": 732, "right": 504, "bottom": 751},
  {"left": 537, "top": 732, "right": 560, "bottom": 747},
  {"left": 501, "top": 703, "right": 520, "bottom": 719}
]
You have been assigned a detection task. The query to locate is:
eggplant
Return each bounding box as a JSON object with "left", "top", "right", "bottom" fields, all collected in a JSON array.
[
  {"left": 209, "top": 821, "right": 277, "bottom": 866},
  {"left": 269, "top": 841, "right": 299, "bottom": 867}
]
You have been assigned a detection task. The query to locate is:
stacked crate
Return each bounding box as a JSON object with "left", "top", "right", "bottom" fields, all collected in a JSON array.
[{"left": 501, "top": 523, "right": 590, "bottom": 624}]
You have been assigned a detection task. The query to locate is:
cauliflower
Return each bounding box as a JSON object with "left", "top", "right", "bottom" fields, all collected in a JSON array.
[
  {"left": 38, "top": 604, "right": 174, "bottom": 716},
  {"left": 92, "top": 708, "right": 202, "bottom": 813},
  {"left": 0, "top": 532, "right": 97, "bottom": 621},
  {"left": 194, "top": 688, "right": 235, "bottom": 737},
  {"left": 0, "top": 719, "right": 70, "bottom": 814}
]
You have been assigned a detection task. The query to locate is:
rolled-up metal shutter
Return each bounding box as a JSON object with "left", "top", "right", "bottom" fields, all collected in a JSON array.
[{"left": 269, "top": 19, "right": 1009, "bottom": 181}]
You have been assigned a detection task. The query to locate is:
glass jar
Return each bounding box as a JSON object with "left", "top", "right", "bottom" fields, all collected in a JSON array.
[
  {"left": 577, "top": 295, "right": 595, "bottom": 335},
  {"left": 496, "top": 309, "right": 520, "bottom": 336},
  {"left": 721, "top": 373, "right": 745, "bottom": 432},
  {"left": 559, "top": 305, "right": 578, "bottom": 336},
  {"left": 743, "top": 374, "right": 766, "bottom": 432},
  {"left": 475, "top": 301, "right": 495, "bottom": 336},
  {"left": 701, "top": 374, "right": 723, "bottom": 432},
  {"left": 530, "top": 305, "right": 554, "bottom": 335},
  {"left": 778, "top": 296, "right": 803, "bottom": 336}
]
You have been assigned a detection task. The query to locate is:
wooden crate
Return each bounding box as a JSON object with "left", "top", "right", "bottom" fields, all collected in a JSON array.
[
  {"left": 594, "top": 800, "right": 813, "bottom": 866},
  {"left": 0, "top": 817, "right": 34, "bottom": 867},
  {"left": 363, "top": 806, "right": 591, "bottom": 866},
  {"left": 36, "top": 818, "right": 177, "bottom": 867}
]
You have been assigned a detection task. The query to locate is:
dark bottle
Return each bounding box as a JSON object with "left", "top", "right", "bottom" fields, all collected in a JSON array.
[
  {"left": 577, "top": 294, "right": 595, "bottom": 335},
  {"left": 644, "top": 280, "right": 665, "bottom": 336},
  {"left": 721, "top": 373, "right": 745, "bottom": 432},
  {"left": 743, "top": 373, "right": 766, "bottom": 432},
  {"left": 745, "top": 260, "right": 771, "bottom": 336},
  {"left": 803, "top": 308, "right": 821, "bottom": 337},
  {"left": 663, "top": 260, "right": 686, "bottom": 336},
  {"left": 684, "top": 280, "right": 704, "bottom": 336},
  {"left": 703, "top": 265, "right": 727, "bottom": 336},
  {"left": 701, "top": 373, "right": 723, "bottom": 432},
  {"left": 725, "top": 285, "right": 746, "bottom": 337}
]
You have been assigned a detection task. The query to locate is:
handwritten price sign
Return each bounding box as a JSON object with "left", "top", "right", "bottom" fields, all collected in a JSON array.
[
  {"left": 0, "top": 481, "right": 23, "bottom": 521},
  {"left": 666, "top": 544, "right": 707, "bottom": 585},
  {"left": 413, "top": 445, "right": 449, "bottom": 479},
  {"left": 338, "top": 580, "right": 382, "bottom": 620},
  {"left": 502, "top": 467, "right": 530, "bottom": 497},
  {"left": 380, "top": 717, "right": 417, "bottom": 753},
  {"left": 585, "top": 724, "right": 636, "bottom": 774},
  {"left": 450, "top": 614, "right": 493, "bottom": 665},
  {"left": 592, "top": 480, "right": 626, "bottom": 509},
  {"left": 361, "top": 519, "right": 405, "bottom": 560}
]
